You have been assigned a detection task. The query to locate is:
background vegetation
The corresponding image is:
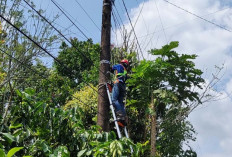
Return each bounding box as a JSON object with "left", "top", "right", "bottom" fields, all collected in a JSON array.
[{"left": 0, "top": 0, "right": 220, "bottom": 156}]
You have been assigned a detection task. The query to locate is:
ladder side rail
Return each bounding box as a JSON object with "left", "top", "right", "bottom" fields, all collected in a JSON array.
[
  {"left": 124, "top": 127, "right": 134, "bottom": 153},
  {"left": 124, "top": 127, "right": 129, "bottom": 138},
  {"left": 106, "top": 84, "right": 122, "bottom": 139}
]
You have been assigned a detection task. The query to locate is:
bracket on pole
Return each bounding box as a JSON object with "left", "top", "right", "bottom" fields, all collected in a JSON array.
[{"left": 100, "top": 59, "right": 110, "bottom": 65}]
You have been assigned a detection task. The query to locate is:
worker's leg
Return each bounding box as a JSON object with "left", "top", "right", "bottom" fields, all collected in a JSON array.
[
  {"left": 112, "top": 82, "right": 127, "bottom": 126},
  {"left": 112, "top": 82, "right": 122, "bottom": 112},
  {"left": 118, "top": 82, "right": 126, "bottom": 116}
]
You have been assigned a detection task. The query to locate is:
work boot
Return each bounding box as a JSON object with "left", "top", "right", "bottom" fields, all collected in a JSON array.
[{"left": 116, "top": 111, "right": 127, "bottom": 127}]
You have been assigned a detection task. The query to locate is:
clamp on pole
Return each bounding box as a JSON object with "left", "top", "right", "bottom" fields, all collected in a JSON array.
[
  {"left": 103, "top": 3, "right": 110, "bottom": 6},
  {"left": 103, "top": 0, "right": 114, "bottom": 6},
  {"left": 100, "top": 60, "right": 110, "bottom": 65}
]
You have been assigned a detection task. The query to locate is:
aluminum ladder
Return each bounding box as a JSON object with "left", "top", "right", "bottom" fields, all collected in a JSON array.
[{"left": 105, "top": 83, "right": 133, "bottom": 152}]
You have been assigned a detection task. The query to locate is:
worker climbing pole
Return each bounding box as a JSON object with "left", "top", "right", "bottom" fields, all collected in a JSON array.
[
  {"left": 97, "top": 0, "right": 114, "bottom": 132},
  {"left": 97, "top": 1, "right": 132, "bottom": 147},
  {"left": 111, "top": 59, "right": 129, "bottom": 127}
]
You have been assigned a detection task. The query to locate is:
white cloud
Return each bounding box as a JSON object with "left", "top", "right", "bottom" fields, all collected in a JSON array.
[
  {"left": 189, "top": 95, "right": 232, "bottom": 157},
  {"left": 113, "top": 0, "right": 232, "bottom": 156},
  {"left": 226, "top": 78, "right": 232, "bottom": 94}
]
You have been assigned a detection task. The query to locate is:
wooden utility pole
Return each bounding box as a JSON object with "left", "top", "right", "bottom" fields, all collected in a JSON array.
[{"left": 97, "top": 0, "right": 113, "bottom": 131}]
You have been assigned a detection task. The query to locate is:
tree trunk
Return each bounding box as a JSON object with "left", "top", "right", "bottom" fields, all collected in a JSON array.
[{"left": 150, "top": 92, "right": 157, "bottom": 156}]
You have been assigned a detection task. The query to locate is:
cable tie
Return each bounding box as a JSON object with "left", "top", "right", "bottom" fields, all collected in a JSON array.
[{"left": 100, "top": 60, "right": 110, "bottom": 65}]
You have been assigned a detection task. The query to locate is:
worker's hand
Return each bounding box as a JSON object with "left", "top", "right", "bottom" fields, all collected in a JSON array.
[{"left": 110, "top": 67, "right": 114, "bottom": 73}]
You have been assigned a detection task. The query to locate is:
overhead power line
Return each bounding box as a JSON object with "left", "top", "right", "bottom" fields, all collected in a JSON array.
[
  {"left": 121, "top": 0, "right": 145, "bottom": 60},
  {"left": 135, "top": 0, "right": 149, "bottom": 34},
  {"left": 112, "top": 10, "right": 123, "bottom": 38},
  {"left": 74, "top": 0, "right": 101, "bottom": 31},
  {"left": 134, "top": 6, "right": 232, "bottom": 40},
  {"left": 0, "top": 47, "right": 100, "bottom": 116},
  {"left": 50, "top": 0, "right": 98, "bottom": 40},
  {"left": 112, "top": 4, "right": 125, "bottom": 29},
  {"left": 50, "top": 0, "right": 89, "bottom": 39},
  {"left": 22, "top": 0, "right": 111, "bottom": 82},
  {"left": 155, "top": 0, "right": 168, "bottom": 44},
  {"left": 0, "top": 18, "right": 109, "bottom": 121},
  {"left": 50, "top": 2, "right": 98, "bottom": 40},
  {"left": 111, "top": 11, "right": 120, "bottom": 47},
  {"left": 134, "top": 0, "right": 150, "bottom": 53},
  {"left": 127, "top": 0, "right": 149, "bottom": 52},
  {"left": 162, "top": 0, "right": 232, "bottom": 32},
  {"left": 0, "top": 14, "right": 105, "bottom": 99}
]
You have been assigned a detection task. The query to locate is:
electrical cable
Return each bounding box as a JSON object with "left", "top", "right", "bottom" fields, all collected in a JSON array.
[
  {"left": 112, "top": 10, "right": 123, "bottom": 40},
  {"left": 135, "top": 6, "right": 231, "bottom": 40},
  {"left": 3, "top": 1, "right": 126, "bottom": 123},
  {"left": 143, "top": 25, "right": 158, "bottom": 52},
  {"left": 0, "top": 47, "right": 108, "bottom": 120},
  {"left": 74, "top": 0, "right": 101, "bottom": 31},
  {"left": 155, "top": 0, "right": 168, "bottom": 44},
  {"left": 53, "top": 22, "right": 86, "bottom": 40},
  {"left": 135, "top": 0, "right": 149, "bottom": 36},
  {"left": 22, "top": 0, "right": 111, "bottom": 82},
  {"left": 111, "top": 12, "right": 119, "bottom": 47},
  {"left": 50, "top": 0, "right": 89, "bottom": 40},
  {"left": 134, "top": 0, "right": 150, "bottom": 56},
  {"left": 112, "top": 2, "right": 125, "bottom": 29},
  {"left": 131, "top": 0, "right": 145, "bottom": 33},
  {"left": 162, "top": 0, "right": 232, "bottom": 32},
  {"left": 49, "top": 0, "right": 98, "bottom": 41},
  {"left": 0, "top": 14, "right": 105, "bottom": 99},
  {"left": 127, "top": 0, "right": 149, "bottom": 52},
  {"left": 0, "top": 48, "right": 109, "bottom": 120},
  {"left": 121, "top": 0, "right": 145, "bottom": 60},
  {"left": 20, "top": 0, "right": 124, "bottom": 123}
]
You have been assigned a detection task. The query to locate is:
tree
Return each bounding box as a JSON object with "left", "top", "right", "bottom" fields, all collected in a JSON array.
[
  {"left": 55, "top": 38, "right": 100, "bottom": 86},
  {"left": 64, "top": 84, "right": 98, "bottom": 128},
  {"left": 0, "top": 0, "right": 59, "bottom": 117},
  {"left": 127, "top": 41, "right": 205, "bottom": 156}
]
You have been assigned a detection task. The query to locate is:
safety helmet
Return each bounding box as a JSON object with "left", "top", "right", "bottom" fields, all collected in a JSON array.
[{"left": 120, "top": 59, "right": 129, "bottom": 66}]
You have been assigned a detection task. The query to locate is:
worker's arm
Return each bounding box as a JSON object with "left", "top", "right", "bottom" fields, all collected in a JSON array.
[{"left": 110, "top": 64, "right": 118, "bottom": 73}]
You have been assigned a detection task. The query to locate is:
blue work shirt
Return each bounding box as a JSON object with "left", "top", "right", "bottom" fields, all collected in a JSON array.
[{"left": 112, "top": 64, "right": 127, "bottom": 83}]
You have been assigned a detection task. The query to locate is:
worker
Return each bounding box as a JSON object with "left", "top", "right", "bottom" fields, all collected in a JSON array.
[{"left": 111, "top": 59, "right": 129, "bottom": 127}]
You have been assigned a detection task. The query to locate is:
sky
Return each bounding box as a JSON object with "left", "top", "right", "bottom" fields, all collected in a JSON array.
[{"left": 27, "top": 0, "right": 232, "bottom": 156}]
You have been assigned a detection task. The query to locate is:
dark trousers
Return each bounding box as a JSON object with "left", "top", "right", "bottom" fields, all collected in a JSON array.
[{"left": 112, "top": 82, "right": 126, "bottom": 116}]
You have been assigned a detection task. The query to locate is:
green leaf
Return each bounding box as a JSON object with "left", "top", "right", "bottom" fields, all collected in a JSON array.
[
  {"left": 0, "top": 149, "right": 5, "bottom": 157},
  {"left": 77, "top": 149, "right": 87, "bottom": 157},
  {"left": 15, "top": 90, "right": 22, "bottom": 97},
  {"left": 42, "top": 142, "right": 49, "bottom": 152},
  {"left": 9, "top": 123, "right": 23, "bottom": 129},
  {"left": 7, "top": 147, "right": 23, "bottom": 157},
  {"left": 53, "top": 146, "right": 69, "bottom": 157},
  {"left": 86, "top": 150, "right": 92, "bottom": 156},
  {"left": 1, "top": 133, "right": 15, "bottom": 144}
]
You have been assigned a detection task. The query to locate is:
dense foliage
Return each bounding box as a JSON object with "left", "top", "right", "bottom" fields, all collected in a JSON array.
[
  {"left": 125, "top": 42, "right": 204, "bottom": 156},
  {"left": 0, "top": 89, "right": 148, "bottom": 156},
  {"left": 55, "top": 38, "right": 100, "bottom": 86},
  {"left": 0, "top": 0, "right": 211, "bottom": 156}
]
